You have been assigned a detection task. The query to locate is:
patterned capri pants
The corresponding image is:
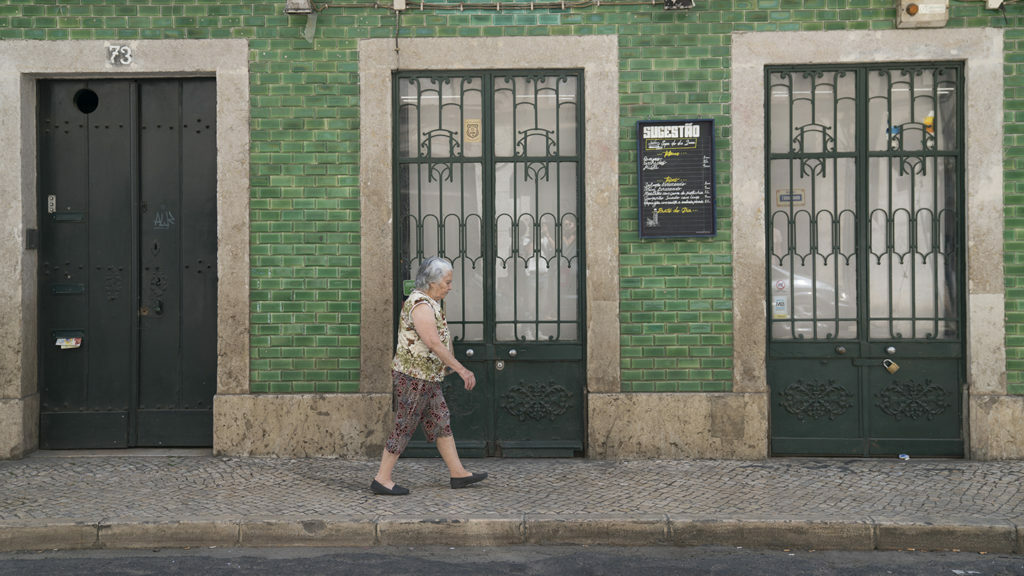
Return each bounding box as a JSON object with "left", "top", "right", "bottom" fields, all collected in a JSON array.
[{"left": 385, "top": 370, "right": 453, "bottom": 455}]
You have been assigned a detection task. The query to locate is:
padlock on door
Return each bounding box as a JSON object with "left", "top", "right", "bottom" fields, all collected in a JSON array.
[{"left": 882, "top": 359, "right": 900, "bottom": 374}]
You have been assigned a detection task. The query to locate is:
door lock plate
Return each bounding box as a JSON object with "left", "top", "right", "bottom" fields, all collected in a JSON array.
[{"left": 495, "top": 360, "right": 505, "bottom": 371}]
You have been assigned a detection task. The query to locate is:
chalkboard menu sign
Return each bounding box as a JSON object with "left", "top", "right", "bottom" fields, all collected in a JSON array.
[{"left": 636, "top": 119, "right": 716, "bottom": 238}]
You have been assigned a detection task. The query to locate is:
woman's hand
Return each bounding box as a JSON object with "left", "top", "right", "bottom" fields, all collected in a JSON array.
[{"left": 459, "top": 368, "right": 477, "bottom": 391}]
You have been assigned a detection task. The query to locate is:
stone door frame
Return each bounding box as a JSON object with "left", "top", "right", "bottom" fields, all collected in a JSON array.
[
  {"left": 0, "top": 40, "right": 251, "bottom": 458},
  {"left": 358, "top": 36, "right": 621, "bottom": 398},
  {"left": 731, "top": 29, "right": 1006, "bottom": 458}
]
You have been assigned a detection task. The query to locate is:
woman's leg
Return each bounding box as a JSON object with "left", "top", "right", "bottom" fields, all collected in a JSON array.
[
  {"left": 374, "top": 449, "right": 401, "bottom": 489},
  {"left": 435, "top": 435, "right": 472, "bottom": 479},
  {"left": 373, "top": 372, "right": 427, "bottom": 489},
  {"left": 429, "top": 391, "right": 486, "bottom": 488},
  {"left": 422, "top": 382, "right": 471, "bottom": 479}
]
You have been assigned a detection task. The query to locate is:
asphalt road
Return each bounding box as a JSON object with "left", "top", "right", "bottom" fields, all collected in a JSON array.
[{"left": 1, "top": 545, "right": 1022, "bottom": 575}]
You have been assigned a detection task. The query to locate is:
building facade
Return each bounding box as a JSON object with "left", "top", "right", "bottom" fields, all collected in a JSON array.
[{"left": 0, "top": 0, "right": 1021, "bottom": 460}]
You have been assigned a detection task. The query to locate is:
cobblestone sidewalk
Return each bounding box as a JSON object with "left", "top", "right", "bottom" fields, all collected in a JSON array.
[{"left": 2, "top": 452, "right": 1023, "bottom": 552}]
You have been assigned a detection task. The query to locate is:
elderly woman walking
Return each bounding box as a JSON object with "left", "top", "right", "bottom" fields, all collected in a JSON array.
[{"left": 371, "top": 257, "right": 488, "bottom": 495}]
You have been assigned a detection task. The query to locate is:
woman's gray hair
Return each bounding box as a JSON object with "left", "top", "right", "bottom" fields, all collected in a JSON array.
[{"left": 414, "top": 257, "right": 453, "bottom": 291}]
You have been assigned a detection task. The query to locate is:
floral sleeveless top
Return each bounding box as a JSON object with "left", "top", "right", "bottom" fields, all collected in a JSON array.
[{"left": 391, "top": 290, "right": 451, "bottom": 382}]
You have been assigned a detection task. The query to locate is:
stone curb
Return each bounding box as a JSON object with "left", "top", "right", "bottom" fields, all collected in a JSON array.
[
  {"left": 872, "top": 519, "right": 1018, "bottom": 554},
  {"left": 1, "top": 516, "right": 1019, "bottom": 553},
  {"left": 669, "top": 518, "right": 876, "bottom": 550},
  {"left": 0, "top": 521, "right": 96, "bottom": 552},
  {"left": 377, "top": 515, "right": 524, "bottom": 547},
  {"left": 241, "top": 516, "right": 377, "bottom": 548}
]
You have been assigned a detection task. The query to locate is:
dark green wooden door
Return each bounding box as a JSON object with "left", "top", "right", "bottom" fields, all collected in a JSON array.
[
  {"left": 766, "top": 64, "right": 965, "bottom": 457},
  {"left": 394, "top": 72, "right": 585, "bottom": 457},
  {"left": 38, "top": 79, "right": 217, "bottom": 449}
]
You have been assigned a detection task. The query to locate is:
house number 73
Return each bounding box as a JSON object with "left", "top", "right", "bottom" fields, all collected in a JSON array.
[{"left": 107, "top": 45, "right": 133, "bottom": 66}]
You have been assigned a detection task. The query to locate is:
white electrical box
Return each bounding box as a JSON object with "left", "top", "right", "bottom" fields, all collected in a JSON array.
[
  {"left": 896, "top": 0, "right": 949, "bottom": 28},
  {"left": 394, "top": 0, "right": 407, "bottom": 9}
]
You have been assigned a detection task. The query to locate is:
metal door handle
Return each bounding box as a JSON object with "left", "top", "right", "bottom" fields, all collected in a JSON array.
[
  {"left": 835, "top": 346, "right": 847, "bottom": 355},
  {"left": 886, "top": 346, "right": 896, "bottom": 355},
  {"left": 508, "top": 349, "right": 518, "bottom": 358},
  {"left": 465, "top": 348, "right": 474, "bottom": 358}
]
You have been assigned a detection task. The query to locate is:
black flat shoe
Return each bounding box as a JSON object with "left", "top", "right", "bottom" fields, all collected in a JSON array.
[
  {"left": 450, "top": 472, "right": 488, "bottom": 489},
  {"left": 370, "top": 479, "right": 410, "bottom": 495}
]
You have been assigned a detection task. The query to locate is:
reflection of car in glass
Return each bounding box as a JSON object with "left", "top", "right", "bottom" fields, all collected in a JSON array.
[{"left": 771, "top": 265, "right": 856, "bottom": 340}]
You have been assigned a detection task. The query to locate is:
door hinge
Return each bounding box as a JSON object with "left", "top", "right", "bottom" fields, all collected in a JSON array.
[{"left": 25, "top": 228, "right": 38, "bottom": 250}]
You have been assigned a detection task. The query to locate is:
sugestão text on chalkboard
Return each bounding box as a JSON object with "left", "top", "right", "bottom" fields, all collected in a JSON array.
[{"left": 636, "top": 119, "right": 717, "bottom": 238}]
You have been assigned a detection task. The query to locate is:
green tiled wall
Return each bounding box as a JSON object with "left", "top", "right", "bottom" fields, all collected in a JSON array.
[
  {"left": 2, "top": 0, "right": 1020, "bottom": 393},
  {"left": 1004, "top": 25, "right": 1024, "bottom": 396}
]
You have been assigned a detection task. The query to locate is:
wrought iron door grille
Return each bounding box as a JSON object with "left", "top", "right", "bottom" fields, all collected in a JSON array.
[
  {"left": 766, "top": 64, "right": 964, "bottom": 342},
  {"left": 394, "top": 71, "right": 584, "bottom": 343}
]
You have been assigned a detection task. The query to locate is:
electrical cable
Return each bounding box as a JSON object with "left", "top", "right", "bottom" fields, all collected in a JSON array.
[{"left": 321, "top": 0, "right": 665, "bottom": 11}]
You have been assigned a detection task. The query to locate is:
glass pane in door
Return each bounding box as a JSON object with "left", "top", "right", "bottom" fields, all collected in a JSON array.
[
  {"left": 396, "top": 72, "right": 582, "bottom": 344},
  {"left": 397, "top": 163, "right": 484, "bottom": 341},
  {"left": 493, "top": 74, "right": 581, "bottom": 343},
  {"left": 866, "top": 67, "right": 960, "bottom": 340},
  {"left": 768, "top": 69, "right": 858, "bottom": 340},
  {"left": 494, "top": 162, "right": 579, "bottom": 341},
  {"left": 396, "top": 76, "right": 485, "bottom": 341}
]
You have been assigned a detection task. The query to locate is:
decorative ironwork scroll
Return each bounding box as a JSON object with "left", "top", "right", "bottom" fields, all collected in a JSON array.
[
  {"left": 875, "top": 379, "right": 951, "bottom": 421},
  {"left": 778, "top": 378, "right": 854, "bottom": 422},
  {"left": 501, "top": 380, "right": 572, "bottom": 422}
]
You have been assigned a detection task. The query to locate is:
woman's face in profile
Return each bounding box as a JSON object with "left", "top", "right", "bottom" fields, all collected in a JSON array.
[{"left": 431, "top": 270, "right": 454, "bottom": 300}]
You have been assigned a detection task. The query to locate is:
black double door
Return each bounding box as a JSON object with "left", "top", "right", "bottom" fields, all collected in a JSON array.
[{"left": 38, "top": 79, "right": 217, "bottom": 449}]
